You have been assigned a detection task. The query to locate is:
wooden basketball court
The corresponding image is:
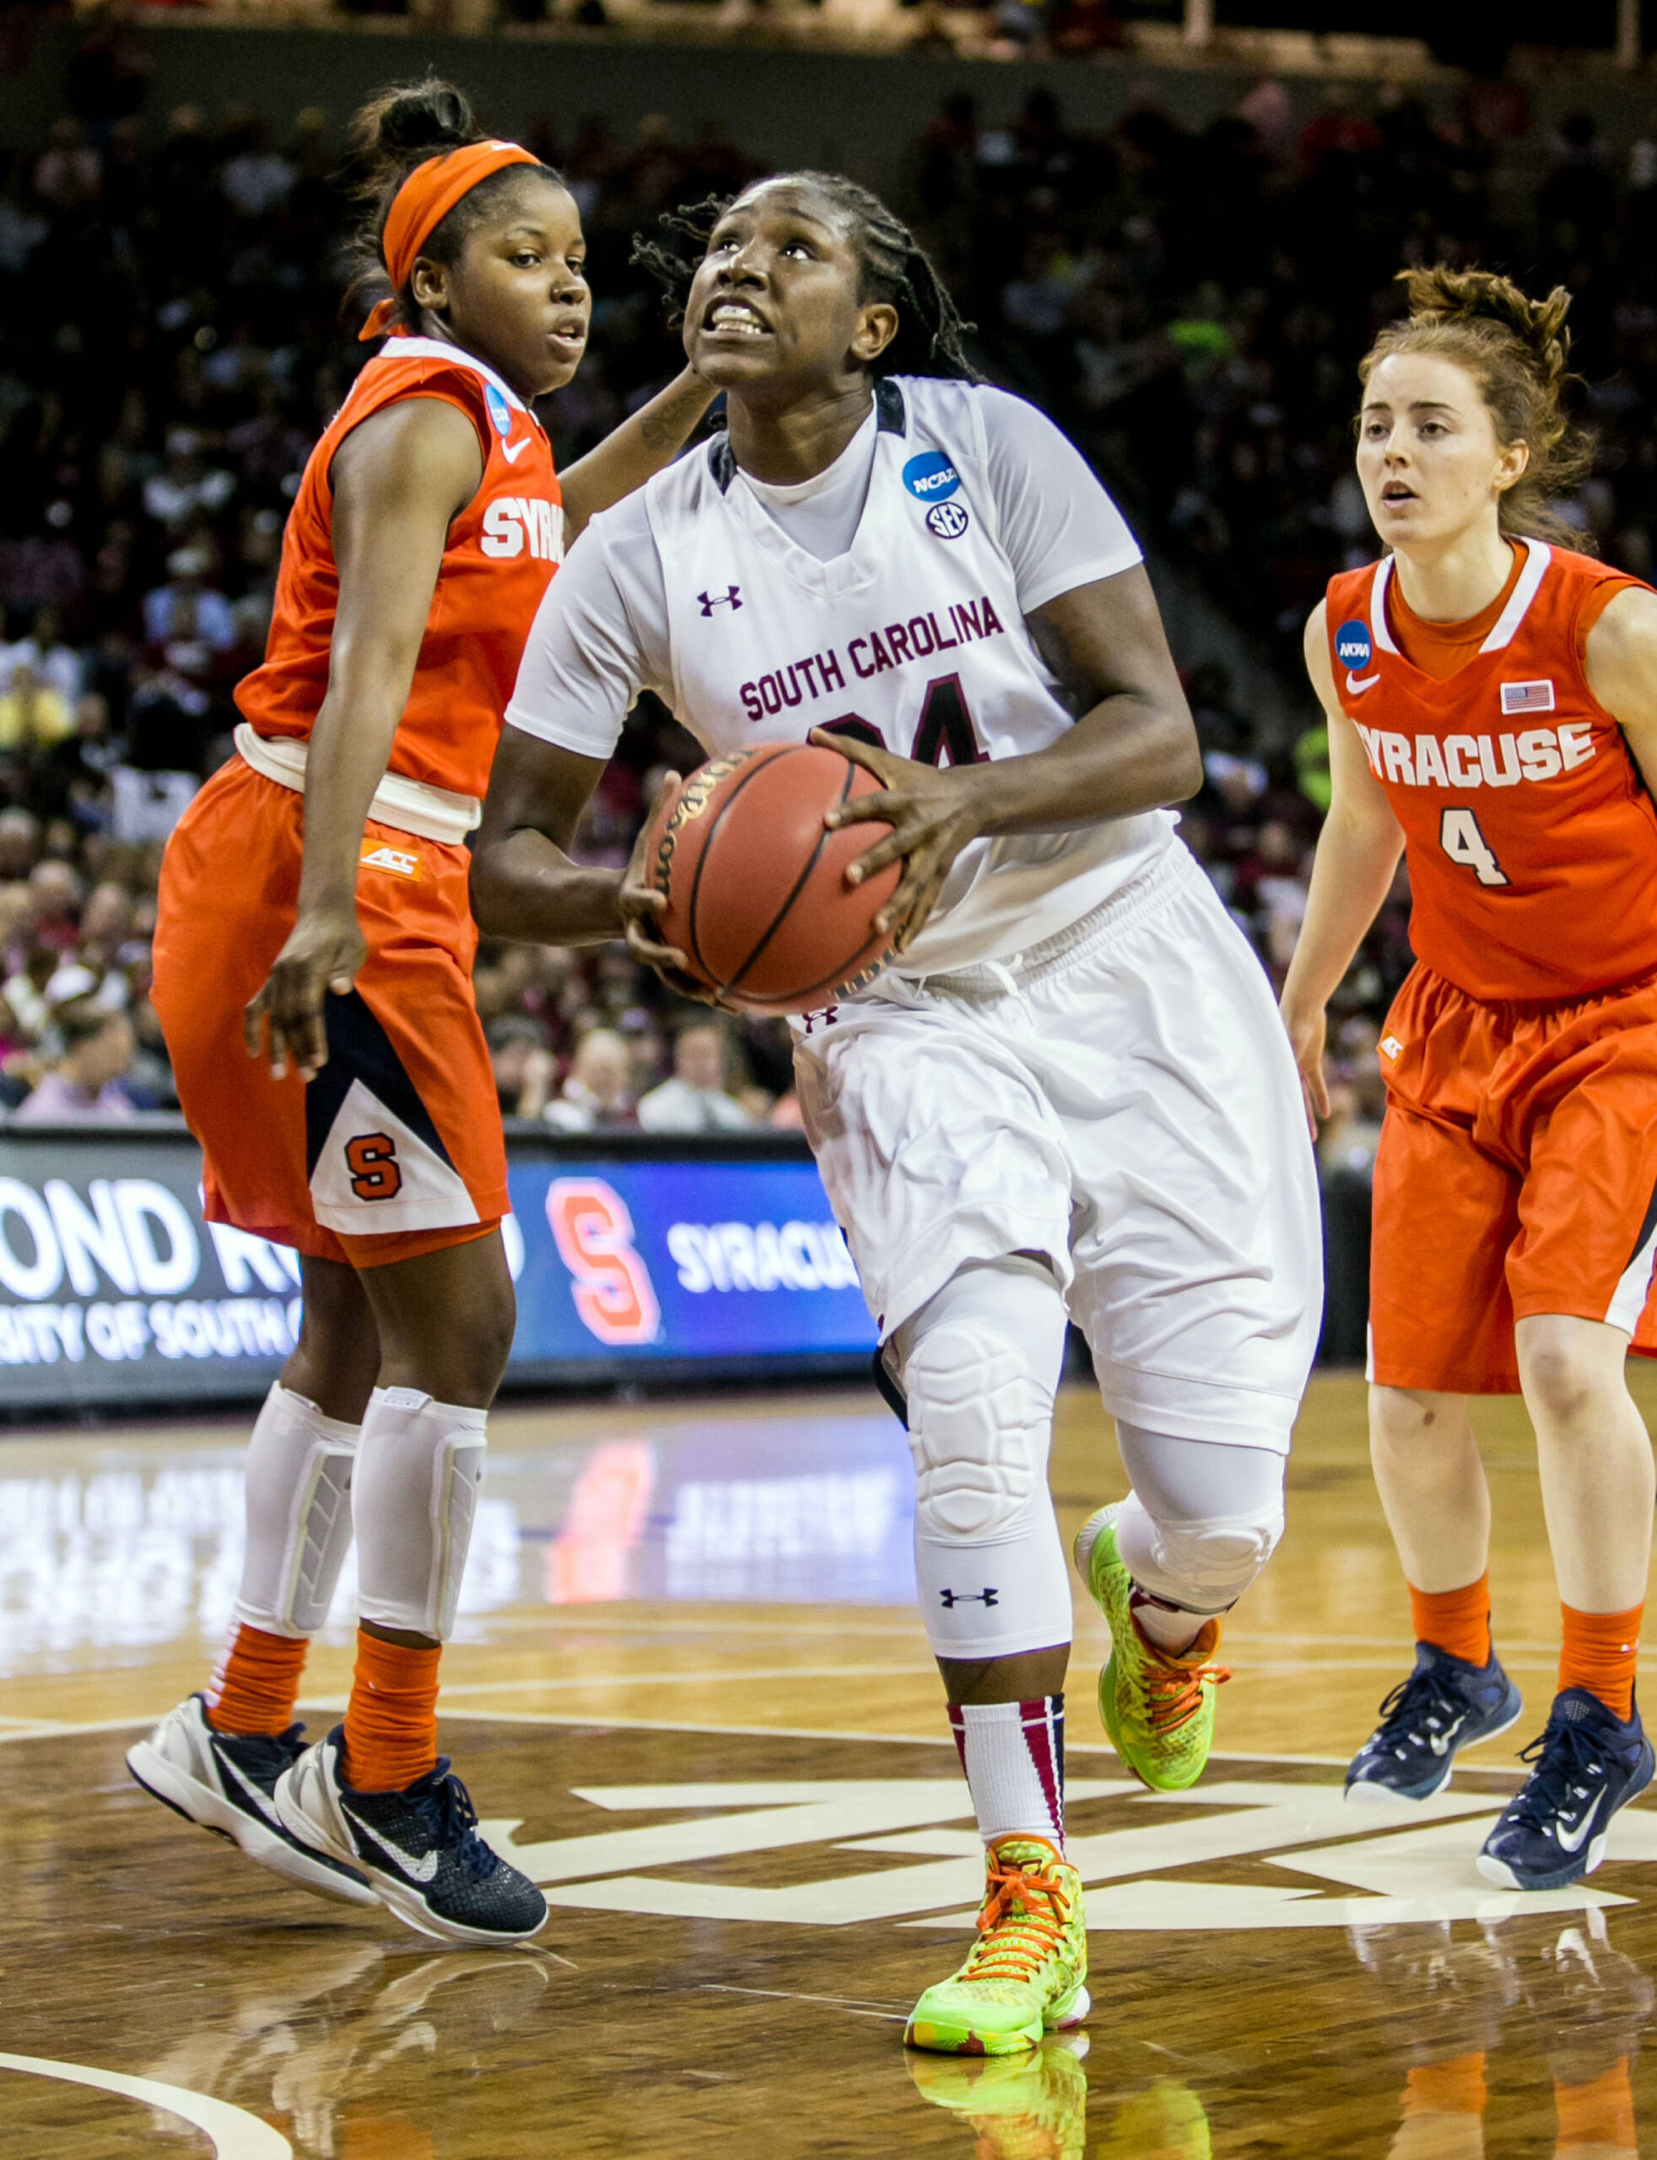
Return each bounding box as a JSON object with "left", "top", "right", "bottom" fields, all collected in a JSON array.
[{"left": 4, "top": 1370, "right": 1657, "bottom": 2156}]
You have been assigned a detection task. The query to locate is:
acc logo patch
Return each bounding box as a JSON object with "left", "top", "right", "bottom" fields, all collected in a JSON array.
[
  {"left": 360, "top": 841, "right": 422, "bottom": 881},
  {"left": 485, "top": 382, "right": 514, "bottom": 439},
  {"left": 903, "top": 451, "right": 960, "bottom": 502},
  {"left": 1335, "top": 619, "right": 1373, "bottom": 671},
  {"left": 926, "top": 501, "right": 970, "bottom": 540}
]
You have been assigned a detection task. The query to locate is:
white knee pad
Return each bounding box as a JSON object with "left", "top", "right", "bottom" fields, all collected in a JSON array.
[
  {"left": 1113, "top": 1424, "right": 1285, "bottom": 1616},
  {"left": 906, "top": 1323, "right": 1056, "bottom": 1542},
  {"left": 1115, "top": 1502, "right": 1283, "bottom": 1615},
  {"left": 235, "top": 1383, "right": 360, "bottom": 1637},
  {"left": 352, "top": 1387, "right": 488, "bottom": 1642},
  {"left": 897, "top": 1257, "right": 1073, "bottom": 1660}
]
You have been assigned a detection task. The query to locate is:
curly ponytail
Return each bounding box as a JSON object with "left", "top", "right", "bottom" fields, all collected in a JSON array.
[
  {"left": 342, "top": 77, "right": 560, "bottom": 337},
  {"left": 1359, "top": 265, "right": 1594, "bottom": 549}
]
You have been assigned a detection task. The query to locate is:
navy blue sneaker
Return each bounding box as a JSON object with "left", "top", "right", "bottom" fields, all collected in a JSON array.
[
  {"left": 1346, "top": 1642, "right": 1524, "bottom": 1805},
  {"left": 275, "top": 1726, "right": 547, "bottom": 1947},
  {"left": 1477, "top": 1688, "right": 1656, "bottom": 1892}
]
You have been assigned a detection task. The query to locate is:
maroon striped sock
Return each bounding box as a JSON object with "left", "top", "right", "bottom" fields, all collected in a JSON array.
[{"left": 948, "top": 1694, "right": 1065, "bottom": 1847}]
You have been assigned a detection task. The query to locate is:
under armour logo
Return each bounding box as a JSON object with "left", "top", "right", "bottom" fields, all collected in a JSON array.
[
  {"left": 698, "top": 586, "right": 743, "bottom": 616},
  {"left": 939, "top": 1588, "right": 999, "bottom": 1608},
  {"left": 801, "top": 1004, "right": 840, "bottom": 1035}
]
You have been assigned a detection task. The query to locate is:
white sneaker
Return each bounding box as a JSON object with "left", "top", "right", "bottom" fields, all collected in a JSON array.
[{"left": 127, "top": 1695, "right": 378, "bottom": 1908}]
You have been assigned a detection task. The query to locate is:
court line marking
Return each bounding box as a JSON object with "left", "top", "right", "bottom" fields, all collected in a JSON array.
[
  {"left": 0, "top": 1708, "right": 1532, "bottom": 1778},
  {"left": 697, "top": 1982, "right": 907, "bottom": 2023},
  {"left": 0, "top": 2052, "right": 291, "bottom": 2157},
  {"left": 0, "top": 1716, "right": 158, "bottom": 1745},
  {"left": 436, "top": 1664, "right": 940, "bottom": 1698}
]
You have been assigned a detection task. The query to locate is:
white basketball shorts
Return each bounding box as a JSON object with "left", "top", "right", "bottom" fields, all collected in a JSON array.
[{"left": 793, "top": 842, "right": 1321, "bottom": 1453}]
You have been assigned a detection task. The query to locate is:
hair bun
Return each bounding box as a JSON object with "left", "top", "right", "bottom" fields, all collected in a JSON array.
[
  {"left": 349, "top": 77, "right": 482, "bottom": 190},
  {"left": 1396, "top": 264, "right": 1572, "bottom": 393}
]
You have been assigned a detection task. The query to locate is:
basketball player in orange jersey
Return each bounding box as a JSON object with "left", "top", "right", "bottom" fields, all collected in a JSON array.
[
  {"left": 1281, "top": 266, "right": 1657, "bottom": 1888},
  {"left": 126, "top": 79, "right": 714, "bottom": 1944}
]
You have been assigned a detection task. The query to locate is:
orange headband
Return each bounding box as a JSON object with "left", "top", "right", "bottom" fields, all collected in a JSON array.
[{"left": 360, "top": 140, "right": 542, "bottom": 342}]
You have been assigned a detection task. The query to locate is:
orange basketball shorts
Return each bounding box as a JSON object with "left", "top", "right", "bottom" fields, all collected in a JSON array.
[
  {"left": 152, "top": 756, "right": 508, "bottom": 1268},
  {"left": 1370, "top": 961, "right": 1657, "bottom": 1394}
]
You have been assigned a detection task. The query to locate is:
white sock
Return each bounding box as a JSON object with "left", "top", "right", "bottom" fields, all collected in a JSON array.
[
  {"left": 948, "top": 1695, "right": 1065, "bottom": 1848},
  {"left": 1129, "top": 1586, "right": 1208, "bottom": 1656}
]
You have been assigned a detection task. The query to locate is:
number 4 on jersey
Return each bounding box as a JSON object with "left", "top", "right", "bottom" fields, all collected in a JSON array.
[
  {"left": 819, "top": 674, "right": 987, "bottom": 767},
  {"left": 1440, "top": 807, "right": 1510, "bottom": 888}
]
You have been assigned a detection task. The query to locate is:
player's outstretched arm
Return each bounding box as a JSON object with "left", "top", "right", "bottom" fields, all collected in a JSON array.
[
  {"left": 557, "top": 369, "right": 717, "bottom": 545},
  {"left": 1278, "top": 600, "right": 1405, "bottom": 1131},
  {"left": 244, "top": 397, "right": 484, "bottom": 1081},
  {"left": 1584, "top": 583, "right": 1657, "bottom": 792},
  {"left": 820, "top": 562, "right": 1202, "bottom": 951},
  {"left": 470, "top": 727, "right": 626, "bottom": 946}
]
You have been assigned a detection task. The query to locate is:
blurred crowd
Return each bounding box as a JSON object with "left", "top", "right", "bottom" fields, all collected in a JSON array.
[{"left": 0, "top": 48, "right": 1645, "bottom": 1153}]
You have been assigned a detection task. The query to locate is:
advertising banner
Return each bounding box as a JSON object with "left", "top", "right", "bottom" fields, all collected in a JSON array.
[{"left": 0, "top": 1125, "right": 878, "bottom": 1413}]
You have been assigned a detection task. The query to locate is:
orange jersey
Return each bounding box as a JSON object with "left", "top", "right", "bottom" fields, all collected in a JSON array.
[
  {"left": 237, "top": 334, "right": 562, "bottom": 802},
  {"left": 1326, "top": 542, "right": 1657, "bottom": 1001}
]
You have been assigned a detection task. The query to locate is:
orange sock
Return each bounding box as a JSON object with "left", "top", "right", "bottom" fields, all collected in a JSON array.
[
  {"left": 206, "top": 1623, "right": 308, "bottom": 1738},
  {"left": 1404, "top": 2054, "right": 1487, "bottom": 2117},
  {"left": 1555, "top": 2057, "right": 1636, "bottom": 2150},
  {"left": 1559, "top": 1603, "right": 1642, "bottom": 1723},
  {"left": 1408, "top": 1575, "right": 1492, "bottom": 1667},
  {"left": 342, "top": 1629, "right": 441, "bottom": 1793}
]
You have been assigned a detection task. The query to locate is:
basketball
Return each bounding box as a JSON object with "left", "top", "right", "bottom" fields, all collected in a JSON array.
[{"left": 642, "top": 742, "right": 903, "bottom": 1013}]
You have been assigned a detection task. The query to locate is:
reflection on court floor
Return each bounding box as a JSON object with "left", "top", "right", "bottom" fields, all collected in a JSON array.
[
  {"left": 4, "top": 1374, "right": 1657, "bottom": 2155},
  {"left": 0, "top": 1409, "right": 916, "bottom": 1666}
]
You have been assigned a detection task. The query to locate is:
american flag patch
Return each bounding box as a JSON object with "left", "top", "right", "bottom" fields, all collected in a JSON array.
[{"left": 1500, "top": 679, "right": 1555, "bottom": 715}]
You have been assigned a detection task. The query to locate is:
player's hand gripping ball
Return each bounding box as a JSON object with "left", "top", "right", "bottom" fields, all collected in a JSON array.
[{"left": 635, "top": 743, "right": 903, "bottom": 1014}]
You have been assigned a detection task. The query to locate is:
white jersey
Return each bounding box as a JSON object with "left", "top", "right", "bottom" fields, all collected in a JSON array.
[{"left": 506, "top": 375, "right": 1177, "bottom": 975}]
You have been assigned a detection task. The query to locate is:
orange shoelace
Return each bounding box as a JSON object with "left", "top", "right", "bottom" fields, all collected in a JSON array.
[
  {"left": 962, "top": 1852, "right": 1072, "bottom": 1985},
  {"left": 1143, "top": 1656, "right": 1232, "bottom": 1735}
]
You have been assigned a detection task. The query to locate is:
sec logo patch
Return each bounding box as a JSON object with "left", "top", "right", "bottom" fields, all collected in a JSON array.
[
  {"left": 904, "top": 451, "right": 960, "bottom": 502},
  {"left": 926, "top": 501, "right": 970, "bottom": 540},
  {"left": 1335, "top": 619, "right": 1373, "bottom": 671}
]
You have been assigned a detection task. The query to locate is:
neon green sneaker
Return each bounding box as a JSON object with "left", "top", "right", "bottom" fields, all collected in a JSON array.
[
  {"left": 907, "top": 2036, "right": 1088, "bottom": 2158},
  {"left": 1075, "top": 1501, "right": 1230, "bottom": 1791},
  {"left": 905, "top": 1836, "right": 1089, "bottom": 2057}
]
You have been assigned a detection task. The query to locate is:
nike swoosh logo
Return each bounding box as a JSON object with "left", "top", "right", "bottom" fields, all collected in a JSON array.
[
  {"left": 1346, "top": 672, "right": 1381, "bottom": 695},
  {"left": 344, "top": 1807, "right": 440, "bottom": 1882},
  {"left": 501, "top": 437, "right": 530, "bottom": 464},
  {"left": 216, "top": 1750, "right": 282, "bottom": 1825},
  {"left": 1427, "top": 1714, "right": 1467, "bottom": 1757},
  {"left": 1557, "top": 1786, "right": 1608, "bottom": 1855}
]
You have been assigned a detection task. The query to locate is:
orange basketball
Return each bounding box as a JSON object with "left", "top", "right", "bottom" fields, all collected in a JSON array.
[{"left": 641, "top": 742, "right": 903, "bottom": 1015}]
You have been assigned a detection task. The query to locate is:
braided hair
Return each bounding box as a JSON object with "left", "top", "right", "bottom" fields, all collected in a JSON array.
[
  {"left": 343, "top": 77, "right": 564, "bottom": 337},
  {"left": 632, "top": 172, "right": 979, "bottom": 383},
  {"left": 1360, "top": 265, "right": 1593, "bottom": 550}
]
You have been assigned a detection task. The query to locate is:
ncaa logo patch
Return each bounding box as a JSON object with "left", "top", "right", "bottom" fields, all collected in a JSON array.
[
  {"left": 1334, "top": 619, "right": 1373, "bottom": 671},
  {"left": 485, "top": 382, "right": 514, "bottom": 439},
  {"left": 903, "top": 451, "right": 960, "bottom": 502},
  {"left": 926, "top": 501, "right": 970, "bottom": 540}
]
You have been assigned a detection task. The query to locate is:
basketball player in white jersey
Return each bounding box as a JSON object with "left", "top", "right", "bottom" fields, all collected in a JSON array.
[{"left": 472, "top": 173, "right": 1320, "bottom": 2055}]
